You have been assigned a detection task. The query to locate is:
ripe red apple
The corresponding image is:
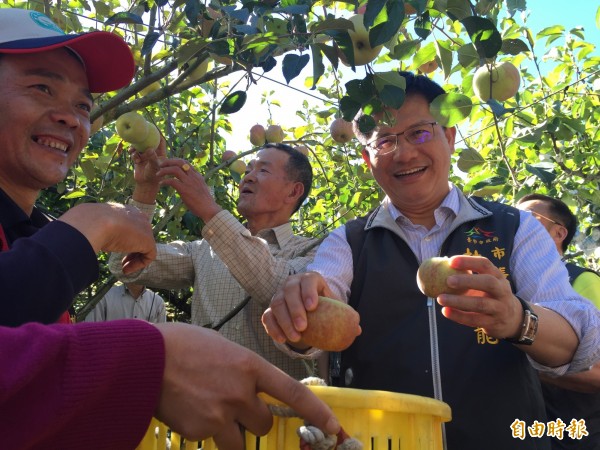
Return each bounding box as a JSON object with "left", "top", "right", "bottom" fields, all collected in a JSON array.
[
  {"left": 416, "top": 256, "right": 470, "bottom": 298},
  {"left": 222, "top": 150, "right": 237, "bottom": 162},
  {"left": 301, "top": 296, "right": 361, "bottom": 352},
  {"left": 339, "top": 14, "right": 383, "bottom": 67},
  {"left": 330, "top": 118, "right": 355, "bottom": 143},
  {"left": 265, "top": 124, "right": 284, "bottom": 143},
  {"left": 249, "top": 124, "right": 267, "bottom": 147},
  {"left": 419, "top": 60, "right": 438, "bottom": 74},
  {"left": 473, "top": 61, "right": 521, "bottom": 102}
]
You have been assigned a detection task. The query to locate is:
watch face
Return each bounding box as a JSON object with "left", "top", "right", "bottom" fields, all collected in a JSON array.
[{"left": 521, "top": 309, "right": 539, "bottom": 344}]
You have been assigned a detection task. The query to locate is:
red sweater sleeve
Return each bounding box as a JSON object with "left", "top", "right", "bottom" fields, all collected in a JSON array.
[{"left": 0, "top": 320, "right": 165, "bottom": 450}]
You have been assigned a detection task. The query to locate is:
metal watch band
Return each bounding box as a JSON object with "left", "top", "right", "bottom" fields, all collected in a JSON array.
[{"left": 504, "top": 296, "right": 539, "bottom": 345}]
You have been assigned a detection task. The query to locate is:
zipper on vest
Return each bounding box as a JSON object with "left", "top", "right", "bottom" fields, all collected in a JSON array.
[{"left": 428, "top": 296, "right": 448, "bottom": 450}]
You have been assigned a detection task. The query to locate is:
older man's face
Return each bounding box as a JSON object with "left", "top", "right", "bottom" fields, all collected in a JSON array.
[{"left": 0, "top": 49, "right": 92, "bottom": 198}]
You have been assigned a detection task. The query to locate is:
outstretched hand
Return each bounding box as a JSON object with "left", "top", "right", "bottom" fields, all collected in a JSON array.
[{"left": 155, "top": 323, "right": 340, "bottom": 449}]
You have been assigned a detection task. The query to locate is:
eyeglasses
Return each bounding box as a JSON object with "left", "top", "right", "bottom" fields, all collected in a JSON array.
[
  {"left": 366, "top": 122, "right": 438, "bottom": 156},
  {"left": 528, "top": 210, "right": 565, "bottom": 228}
]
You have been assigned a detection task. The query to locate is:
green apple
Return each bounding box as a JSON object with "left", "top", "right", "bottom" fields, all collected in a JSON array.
[
  {"left": 301, "top": 296, "right": 361, "bottom": 352},
  {"left": 265, "top": 124, "right": 284, "bottom": 143},
  {"left": 249, "top": 124, "right": 267, "bottom": 147},
  {"left": 473, "top": 61, "right": 521, "bottom": 102},
  {"left": 416, "top": 256, "right": 470, "bottom": 298},
  {"left": 139, "top": 81, "right": 161, "bottom": 96},
  {"left": 419, "top": 60, "right": 438, "bottom": 74},
  {"left": 339, "top": 14, "right": 383, "bottom": 67},
  {"left": 330, "top": 117, "right": 355, "bottom": 143},
  {"left": 186, "top": 58, "right": 210, "bottom": 84},
  {"left": 115, "top": 112, "right": 160, "bottom": 153},
  {"left": 229, "top": 159, "right": 247, "bottom": 175}
]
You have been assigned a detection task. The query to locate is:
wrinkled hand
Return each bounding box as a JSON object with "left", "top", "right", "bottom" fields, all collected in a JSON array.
[
  {"left": 434, "top": 255, "right": 522, "bottom": 339},
  {"left": 155, "top": 323, "right": 340, "bottom": 449},
  {"left": 262, "top": 272, "right": 335, "bottom": 347},
  {"left": 58, "top": 202, "right": 156, "bottom": 274},
  {"left": 157, "top": 158, "right": 222, "bottom": 223}
]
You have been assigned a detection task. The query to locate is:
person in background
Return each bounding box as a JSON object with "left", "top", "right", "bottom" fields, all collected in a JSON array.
[
  {"left": 0, "top": 8, "right": 340, "bottom": 449},
  {"left": 85, "top": 282, "right": 167, "bottom": 323},
  {"left": 110, "top": 142, "right": 321, "bottom": 379},
  {"left": 517, "top": 193, "right": 600, "bottom": 450},
  {"left": 261, "top": 72, "right": 600, "bottom": 450}
]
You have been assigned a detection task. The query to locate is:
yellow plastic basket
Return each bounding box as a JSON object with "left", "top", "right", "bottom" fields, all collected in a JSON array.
[{"left": 136, "top": 385, "right": 451, "bottom": 450}]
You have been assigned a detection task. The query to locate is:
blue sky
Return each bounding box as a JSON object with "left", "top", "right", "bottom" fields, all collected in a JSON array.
[{"left": 222, "top": 2, "right": 600, "bottom": 151}]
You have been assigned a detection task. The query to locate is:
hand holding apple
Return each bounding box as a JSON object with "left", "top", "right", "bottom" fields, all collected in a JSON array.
[
  {"left": 116, "top": 112, "right": 161, "bottom": 153},
  {"left": 300, "top": 296, "right": 361, "bottom": 351},
  {"left": 416, "top": 256, "right": 470, "bottom": 298}
]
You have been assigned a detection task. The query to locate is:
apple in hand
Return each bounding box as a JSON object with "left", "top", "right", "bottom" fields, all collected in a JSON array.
[
  {"left": 416, "top": 256, "right": 470, "bottom": 298},
  {"left": 300, "top": 296, "right": 361, "bottom": 352},
  {"left": 115, "top": 112, "right": 160, "bottom": 153},
  {"left": 330, "top": 118, "right": 355, "bottom": 143},
  {"left": 339, "top": 14, "right": 383, "bottom": 67},
  {"left": 473, "top": 61, "right": 521, "bottom": 102}
]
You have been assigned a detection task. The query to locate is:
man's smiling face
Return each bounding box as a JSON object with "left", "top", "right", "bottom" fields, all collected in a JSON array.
[{"left": 0, "top": 49, "right": 92, "bottom": 198}]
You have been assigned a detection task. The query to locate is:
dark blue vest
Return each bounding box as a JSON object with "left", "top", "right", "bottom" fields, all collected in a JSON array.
[{"left": 340, "top": 198, "right": 549, "bottom": 450}]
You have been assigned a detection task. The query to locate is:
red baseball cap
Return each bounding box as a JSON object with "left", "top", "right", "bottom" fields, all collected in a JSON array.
[{"left": 0, "top": 8, "right": 135, "bottom": 93}]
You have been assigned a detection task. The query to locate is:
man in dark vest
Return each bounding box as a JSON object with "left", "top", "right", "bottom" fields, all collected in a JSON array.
[
  {"left": 518, "top": 193, "right": 600, "bottom": 450},
  {"left": 262, "top": 72, "right": 600, "bottom": 450}
]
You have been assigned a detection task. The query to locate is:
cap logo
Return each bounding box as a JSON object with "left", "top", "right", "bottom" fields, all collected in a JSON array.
[{"left": 29, "top": 11, "right": 64, "bottom": 35}]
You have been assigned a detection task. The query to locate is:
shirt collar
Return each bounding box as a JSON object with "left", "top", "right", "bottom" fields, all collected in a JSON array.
[
  {"left": 255, "top": 222, "right": 294, "bottom": 248},
  {"left": 386, "top": 183, "right": 459, "bottom": 225}
]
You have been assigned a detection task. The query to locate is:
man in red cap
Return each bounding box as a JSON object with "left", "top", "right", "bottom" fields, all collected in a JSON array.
[
  {"left": 0, "top": 7, "right": 154, "bottom": 326},
  {"left": 0, "top": 8, "right": 341, "bottom": 450}
]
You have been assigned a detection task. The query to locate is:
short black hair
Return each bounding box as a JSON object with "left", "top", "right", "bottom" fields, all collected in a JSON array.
[
  {"left": 517, "top": 193, "right": 578, "bottom": 252},
  {"left": 262, "top": 143, "right": 313, "bottom": 213},
  {"left": 353, "top": 71, "right": 446, "bottom": 144}
]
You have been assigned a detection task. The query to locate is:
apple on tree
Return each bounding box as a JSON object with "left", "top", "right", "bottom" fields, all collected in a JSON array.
[
  {"left": 339, "top": 14, "right": 383, "bottom": 67},
  {"left": 473, "top": 61, "right": 521, "bottom": 102},
  {"left": 330, "top": 117, "right": 355, "bottom": 143},
  {"left": 221, "top": 150, "right": 237, "bottom": 163},
  {"left": 249, "top": 124, "right": 267, "bottom": 147},
  {"left": 265, "top": 124, "right": 285, "bottom": 143},
  {"left": 229, "top": 159, "right": 247, "bottom": 175},
  {"left": 115, "top": 111, "right": 160, "bottom": 153},
  {"left": 416, "top": 256, "right": 470, "bottom": 298}
]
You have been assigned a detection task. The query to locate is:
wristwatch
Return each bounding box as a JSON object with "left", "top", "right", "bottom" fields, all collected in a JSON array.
[{"left": 504, "top": 296, "right": 539, "bottom": 345}]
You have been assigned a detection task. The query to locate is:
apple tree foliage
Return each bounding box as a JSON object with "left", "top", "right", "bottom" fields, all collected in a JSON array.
[{"left": 22, "top": 0, "right": 600, "bottom": 320}]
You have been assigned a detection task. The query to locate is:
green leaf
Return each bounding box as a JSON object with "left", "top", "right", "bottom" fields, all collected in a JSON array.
[
  {"left": 379, "top": 85, "right": 406, "bottom": 109},
  {"left": 105, "top": 12, "right": 144, "bottom": 26},
  {"left": 357, "top": 115, "right": 377, "bottom": 134},
  {"left": 310, "top": 45, "right": 326, "bottom": 89},
  {"left": 369, "top": 0, "right": 404, "bottom": 48},
  {"left": 282, "top": 53, "right": 310, "bottom": 84},
  {"left": 363, "top": 0, "right": 387, "bottom": 27},
  {"left": 445, "top": 0, "right": 471, "bottom": 21},
  {"left": 461, "top": 16, "right": 502, "bottom": 59},
  {"left": 219, "top": 91, "right": 247, "bottom": 114},
  {"left": 372, "top": 71, "right": 407, "bottom": 92},
  {"left": 526, "top": 163, "right": 556, "bottom": 185},
  {"left": 457, "top": 147, "right": 485, "bottom": 172},
  {"left": 141, "top": 32, "right": 161, "bottom": 56},
  {"left": 414, "top": 10, "right": 432, "bottom": 40},
  {"left": 63, "top": 189, "right": 86, "bottom": 199},
  {"left": 501, "top": 38, "right": 530, "bottom": 55},
  {"left": 430, "top": 93, "right": 472, "bottom": 127},
  {"left": 340, "top": 96, "right": 362, "bottom": 122}
]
